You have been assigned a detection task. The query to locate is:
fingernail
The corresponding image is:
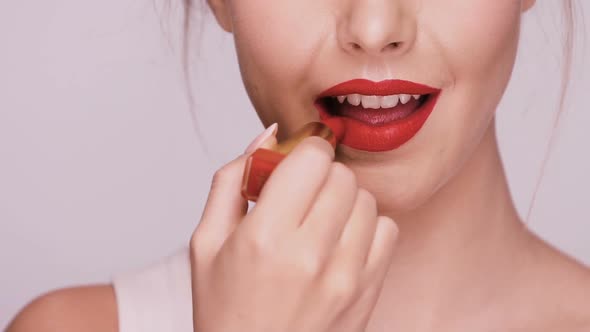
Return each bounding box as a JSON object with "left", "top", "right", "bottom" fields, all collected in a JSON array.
[{"left": 244, "top": 123, "right": 278, "bottom": 154}]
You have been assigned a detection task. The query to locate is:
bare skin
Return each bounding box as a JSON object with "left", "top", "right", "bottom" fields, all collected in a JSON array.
[
  {"left": 7, "top": 127, "right": 590, "bottom": 332},
  {"left": 6, "top": 285, "right": 117, "bottom": 332},
  {"left": 7, "top": 0, "right": 590, "bottom": 331}
]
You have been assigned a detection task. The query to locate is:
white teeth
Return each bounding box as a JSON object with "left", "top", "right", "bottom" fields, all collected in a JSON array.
[
  {"left": 361, "top": 95, "right": 380, "bottom": 109},
  {"left": 335, "top": 94, "right": 423, "bottom": 109},
  {"left": 347, "top": 94, "right": 362, "bottom": 106},
  {"left": 381, "top": 95, "right": 399, "bottom": 108},
  {"left": 399, "top": 94, "right": 412, "bottom": 104}
]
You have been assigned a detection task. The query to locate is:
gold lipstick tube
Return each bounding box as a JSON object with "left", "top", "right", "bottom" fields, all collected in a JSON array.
[{"left": 241, "top": 120, "right": 343, "bottom": 202}]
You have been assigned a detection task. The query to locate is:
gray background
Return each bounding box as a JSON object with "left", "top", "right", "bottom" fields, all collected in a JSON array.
[{"left": 0, "top": 0, "right": 588, "bottom": 327}]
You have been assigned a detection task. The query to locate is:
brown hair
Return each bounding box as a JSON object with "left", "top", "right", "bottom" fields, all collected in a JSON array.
[
  {"left": 180, "top": 0, "right": 206, "bottom": 146},
  {"left": 526, "top": 0, "right": 578, "bottom": 222}
]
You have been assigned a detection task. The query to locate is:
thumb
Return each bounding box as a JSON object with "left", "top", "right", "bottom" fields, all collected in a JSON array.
[{"left": 197, "top": 123, "right": 278, "bottom": 242}]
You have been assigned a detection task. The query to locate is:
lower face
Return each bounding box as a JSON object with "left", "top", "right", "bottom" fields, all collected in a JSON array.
[{"left": 225, "top": 0, "right": 524, "bottom": 212}]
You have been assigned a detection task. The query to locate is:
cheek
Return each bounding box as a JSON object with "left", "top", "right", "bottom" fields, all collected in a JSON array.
[
  {"left": 375, "top": 2, "right": 523, "bottom": 210},
  {"left": 423, "top": 0, "right": 522, "bottom": 143},
  {"left": 430, "top": 1, "right": 522, "bottom": 81},
  {"left": 229, "top": 0, "right": 331, "bottom": 127},
  {"left": 230, "top": 1, "right": 327, "bottom": 94}
]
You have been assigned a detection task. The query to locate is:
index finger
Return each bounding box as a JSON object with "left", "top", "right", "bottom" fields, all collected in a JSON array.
[{"left": 249, "top": 136, "right": 336, "bottom": 231}]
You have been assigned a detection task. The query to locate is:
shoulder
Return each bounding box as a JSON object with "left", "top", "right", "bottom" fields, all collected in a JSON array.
[
  {"left": 6, "top": 285, "right": 118, "bottom": 332},
  {"left": 6, "top": 249, "right": 192, "bottom": 332},
  {"left": 534, "top": 241, "right": 590, "bottom": 329},
  {"left": 565, "top": 270, "right": 590, "bottom": 329}
]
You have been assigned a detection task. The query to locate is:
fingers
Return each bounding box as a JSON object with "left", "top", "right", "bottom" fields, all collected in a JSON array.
[
  {"left": 298, "top": 162, "right": 358, "bottom": 251},
  {"left": 337, "top": 189, "right": 379, "bottom": 270},
  {"left": 195, "top": 125, "right": 278, "bottom": 250},
  {"left": 252, "top": 136, "right": 336, "bottom": 230},
  {"left": 364, "top": 216, "right": 398, "bottom": 282},
  {"left": 196, "top": 154, "right": 251, "bottom": 243}
]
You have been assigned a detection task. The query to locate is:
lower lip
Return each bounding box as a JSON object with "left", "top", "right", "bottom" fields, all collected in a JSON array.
[{"left": 316, "top": 93, "right": 440, "bottom": 152}]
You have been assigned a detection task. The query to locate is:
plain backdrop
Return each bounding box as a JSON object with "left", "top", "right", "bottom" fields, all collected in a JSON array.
[{"left": 0, "top": 0, "right": 589, "bottom": 327}]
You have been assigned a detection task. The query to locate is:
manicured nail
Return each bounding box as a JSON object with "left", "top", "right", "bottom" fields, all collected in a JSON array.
[{"left": 244, "top": 123, "right": 278, "bottom": 154}]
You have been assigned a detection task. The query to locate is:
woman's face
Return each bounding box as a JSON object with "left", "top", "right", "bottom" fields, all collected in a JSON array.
[{"left": 207, "top": 0, "right": 535, "bottom": 213}]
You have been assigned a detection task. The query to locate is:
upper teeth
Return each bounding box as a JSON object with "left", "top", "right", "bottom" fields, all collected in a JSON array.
[{"left": 336, "top": 94, "right": 421, "bottom": 109}]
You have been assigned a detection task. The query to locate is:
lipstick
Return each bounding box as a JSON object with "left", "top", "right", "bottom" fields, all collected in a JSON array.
[{"left": 241, "top": 118, "right": 345, "bottom": 202}]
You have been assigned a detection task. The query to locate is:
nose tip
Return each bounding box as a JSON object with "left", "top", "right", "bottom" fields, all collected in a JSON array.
[
  {"left": 338, "top": 2, "right": 414, "bottom": 57},
  {"left": 345, "top": 40, "right": 408, "bottom": 55}
]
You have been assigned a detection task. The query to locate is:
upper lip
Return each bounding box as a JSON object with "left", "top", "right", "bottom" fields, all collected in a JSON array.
[{"left": 317, "top": 79, "right": 441, "bottom": 98}]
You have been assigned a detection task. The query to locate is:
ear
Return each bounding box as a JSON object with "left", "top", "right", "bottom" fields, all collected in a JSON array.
[
  {"left": 207, "top": 0, "right": 233, "bottom": 32},
  {"left": 521, "top": 0, "right": 536, "bottom": 12}
]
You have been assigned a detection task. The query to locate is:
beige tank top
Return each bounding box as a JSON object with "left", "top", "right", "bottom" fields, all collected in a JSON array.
[{"left": 112, "top": 248, "right": 193, "bottom": 332}]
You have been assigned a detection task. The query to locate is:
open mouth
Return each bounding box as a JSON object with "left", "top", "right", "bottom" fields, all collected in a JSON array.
[
  {"left": 316, "top": 93, "right": 432, "bottom": 126},
  {"left": 313, "top": 79, "right": 441, "bottom": 152}
]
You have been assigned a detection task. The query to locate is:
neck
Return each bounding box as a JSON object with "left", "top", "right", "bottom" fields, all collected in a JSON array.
[{"left": 370, "top": 120, "right": 531, "bottom": 330}]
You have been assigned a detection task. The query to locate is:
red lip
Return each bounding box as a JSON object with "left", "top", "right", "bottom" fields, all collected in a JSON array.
[
  {"left": 319, "top": 79, "right": 440, "bottom": 97},
  {"left": 316, "top": 79, "right": 441, "bottom": 152}
]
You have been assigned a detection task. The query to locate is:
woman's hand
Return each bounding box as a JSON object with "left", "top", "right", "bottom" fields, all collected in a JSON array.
[{"left": 190, "top": 128, "right": 399, "bottom": 332}]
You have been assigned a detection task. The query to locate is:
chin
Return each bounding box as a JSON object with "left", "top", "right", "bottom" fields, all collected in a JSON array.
[{"left": 350, "top": 165, "right": 441, "bottom": 216}]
